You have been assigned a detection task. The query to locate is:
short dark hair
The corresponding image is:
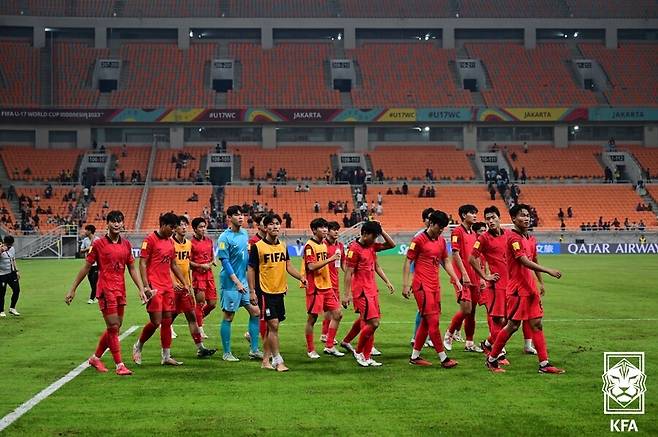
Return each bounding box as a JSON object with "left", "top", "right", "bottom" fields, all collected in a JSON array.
[
  {"left": 509, "top": 203, "right": 531, "bottom": 219},
  {"left": 422, "top": 207, "right": 435, "bottom": 221},
  {"left": 178, "top": 215, "right": 189, "bottom": 225},
  {"left": 361, "top": 221, "right": 382, "bottom": 237},
  {"left": 483, "top": 206, "right": 500, "bottom": 218},
  {"left": 191, "top": 217, "right": 206, "bottom": 229},
  {"left": 458, "top": 204, "right": 478, "bottom": 219},
  {"left": 3, "top": 235, "right": 14, "bottom": 245},
  {"left": 428, "top": 210, "right": 449, "bottom": 228},
  {"left": 327, "top": 221, "right": 340, "bottom": 231},
  {"left": 472, "top": 222, "right": 487, "bottom": 232},
  {"left": 262, "top": 213, "right": 282, "bottom": 226},
  {"left": 159, "top": 212, "right": 179, "bottom": 227},
  {"left": 85, "top": 224, "right": 96, "bottom": 233},
  {"left": 106, "top": 210, "right": 124, "bottom": 223},
  {"left": 226, "top": 205, "right": 242, "bottom": 217},
  {"left": 310, "top": 217, "right": 328, "bottom": 231},
  {"left": 252, "top": 214, "right": 264, "bottom": 225}
]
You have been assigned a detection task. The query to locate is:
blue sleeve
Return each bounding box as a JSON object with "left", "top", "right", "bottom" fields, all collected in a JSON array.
[
  {"left": 216, "top": 234, "right": 229, "bottom": 259},
  {"left": 221, "top": 257, "right": 235, "bottom": 277}
]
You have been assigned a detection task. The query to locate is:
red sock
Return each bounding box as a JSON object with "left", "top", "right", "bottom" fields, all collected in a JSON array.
[
  {"left": 326, "top": 327, "right": 337, "bottom": 348},
  {"left": 490, "top": 327, "right": 513, "bottom": 358},
  {"left": 107, "top": 326, "right": 122, "bottom": 364},
  {"left": 259, "top": 319, "right": 267, "bottom": 339},
  {"left": 321, "top": 318, "right": 330, "bottom": 336},
  {"left": 522, "top": 320, "right": 533, "bottom": 340},
  {"left": 413, "top": 317, "right": 428, "bottom": 351},
  {"left": 487, "top": 318, "right": 503, "bottom": 345},
  {"left": 138, "top": 321, "right": 157, "bottom": 345},
  {"left": 343, "top": 318, "right": 363, "bottom": 344},
  {"left": 364, "top": 333, "right": 375, "bottom": 359},
  {"left": 305, "top": 333, "right": 314, "bottom": 352},
  {"left": 160, "top": 317, "right": 173, "bottom": 349},
  {"left": 356, "top": 323, "right": 375, "bottom": 354},
  {"left": 95, "top": 330, "right": 109, "bottom": 357},
  {"left": 203, "top": 304, "right": 214, "bottom": 317},
  {"left": 464, "top": 312, "right": 476, "bottom": 341},
  {"left": 532, "top": 328, "right": 549, "bottom": 363},
  {"left": 192, "top": 331, "right": 202, "bottom": 345},
  {"left": 195, "top": 304, "right": 204, "bottom": 327},
  {"left": 448, "top": 311, "right": 464, "bottom": 335},
  {"left": 426, "top": 313, "right": 445, "bottom": 354}
]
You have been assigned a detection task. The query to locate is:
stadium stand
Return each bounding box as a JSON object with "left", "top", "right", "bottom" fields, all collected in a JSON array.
[
  {"left": 0, "top": 41, "right": 41, "bottom": 107},
  {"left": 230, "top": 146, "right": 338, "bottom": 181},
  {"left": 141, "top": 186, "right": 213, "bottom": 231},
  {"left": 565, "top": 0, "right": 658, "bottom": 18},
  {"left": 517, "top": 185, "right": 657, "bottom": 229},
  {"left": 504, "top": 145, "right": 604, "bottom": 179},
  {"left": 16, "top": 186, "right": 80, "bottom": 231},
  {"left": 53, "top": 42, "right": 109, "bottom": 107},
  {"left": 86, "top": 186, "right": 143, "bottom": 230},
  {"left": 367, "top": 146, "right": 475, "bottom": 181},
  {"left": 347, "top": 43, "right": 473, "bottom": 107},
  {"left": 153, "top": 147, "right": 209, "bottom": 181},
  {"left": 109, "top": 42, "right": 216, "bottom": 107},
  {"left": 0, "top": 198, "right": 18, "bottom": 230},
  {"left": 23, "top": 0, "right": 114, "bottom": 16},
  {"left": 0, "top": 147, "right": 83, "bottom": 181},
  {"left": 226, "top": 0, "right": 332, "bottom": 17},
  {"left": 646, "top": 185, "right": 658, "bottom": 206},
  {"left": 623, "top": 146, "right": 658, "bottom": 180},
  {"left": 578, "top": 43, "right": 658, "bottom": 107},
  {"left": 339, "top": 0, "right": 452, "bottom": 18},
  {"left": 465, "top": 43, "right": 598, "bottom": 107},
  {"left": 456, "top": 0, "right": 566, "bottom": 17},
  {"left": 223, "top": 185, "right": 354, "bottom": 231},
  {"left": 108, "top": 146, "right": 151, "bottom": 182},
  {"left": 227, "top": 43, "right": 341, "bottom": 108}
]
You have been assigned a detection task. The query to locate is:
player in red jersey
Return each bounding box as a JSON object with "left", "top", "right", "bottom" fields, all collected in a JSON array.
[
  {"left": 65, "top": 210, "right": 146, "bottom": 376},
  {"left": 133, "top": 212, "right": 191, "bottom": 366},
  {"left": 321, "top": 221, "right": 345, "bottom": 345},
  {"left": 444, "top": 204, "right": 483, "bottom": 352},
  {"left": 486, "top": 204, "right": 565, "bottom": 374},
  {"left": 245, "top": 213, "right": 266, "bottom": 344},
  {"left": 341, "top": 221, "right": 395, "bottom": 367},
  {"left": 402, "top": 210, "right": 459, "bottom": 368},
  {"left": 190, "top": 217, "right": 217, "bottom": 339}
]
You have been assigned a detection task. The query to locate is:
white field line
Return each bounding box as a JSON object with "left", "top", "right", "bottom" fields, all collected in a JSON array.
[{"left": 0, "top": 325, "right": 140, "bottom": 432}]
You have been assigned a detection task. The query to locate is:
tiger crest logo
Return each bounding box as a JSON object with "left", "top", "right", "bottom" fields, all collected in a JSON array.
[{"left": 602, "top": 353, "right": 646, "bottom": 414}]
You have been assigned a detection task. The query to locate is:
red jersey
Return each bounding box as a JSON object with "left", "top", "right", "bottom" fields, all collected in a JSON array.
[
  {"left": 325, "top": 240, "right": 344, "bottom": 290},
  {"left": 248, "top": 233, "right": 262, "bottom": 249},
  {"left": 406, "top": 231, "right": 448, "bottom": 292},
  {"left": 345, "top": 241, "right": 384, "bottom": 297},
  {"left": 472, "top": 229, "right": 509, "bottom": 291},
  {"left": 140, "top": 231, "right": 175, "bottom": 291},
  {"left": 506, "top": 229, "right": 538, "bottom": 297},
  {"left": 190, "top": 235, "right": 214, "bottom": 280},
  {"left": 86, "top": 235, "right": 134, "bottom": 296},
  {"left": 451, "top": 224, "right": 478, "bottom": 283}
]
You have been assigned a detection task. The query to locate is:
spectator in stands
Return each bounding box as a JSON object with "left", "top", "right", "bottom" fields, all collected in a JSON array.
[
  {"left": 418, "top": 185, "right": 426, "bottom": 198},
  {"left": 567, "top": 206, "right": 573, "bottom": 218},
  {"left": 187, "top": 192, "right": 199, "bottom": 202},
  {"left": 99, "top": 144, "right": 106, "bottom": 154},
  {"left": 23, "top": 167, "right": 31, "bottom": 176},
  {"left": 604, "top": 167, "right": 613, "bottom": 183},
  {"left": 12, "top": 168, "right": 19, "bottom": 179},
  {"left": 356, "top": 189, "right": 363, "bottom": 204},
  {"left": 375, "top": 203, "right": 383, "bottom": 216},
  {"left": 377, "top": 192, "right": 383, "bottom": 205},
  {"left": 558, "top": 208, "right": 565, "bottom": 220},
  {"left": 521, "top": 167, "right": 527, "bottom": 184},
  {"left": 44, "top": 184, "right": 53, "bottom": 199},
  {"left": 636, "top": 202, "right": 643, "bottom": 212},
  {"left": 121, "top": 144, "right": 127, "bottom": 157},
  {"left": 386, "top": 187, "right": 393, "bottom": 195},
  {"left": 639, "top": 220, "right": 646, "bottom": 231},
  {"left": 256, "top": 183, "right": 262, "bottom": 195},
  {"left": 613, "top": 168, "right": 620, "bottom": 182},
  {"left": 266, "top": 168, "right": 273, "bottom": 180},
  {"left": 560, "top": 220, "right": 566, "bottom": 231},
  {"left": 510, "top": 151, "right": 518, "bottom": 162},
  {"left": 613, "top": 218, "right": 621, "bottom": 229},
  {"left": 273, "top": 185, "right": 278, "bottom": 198},
  {"left": 489, "top": 185, "right": 496, "bottom": 201},
  {"left": 295, "top": 184, "right": 302, "bottom": 192},
  {"left": 136, "top": 170, "right": 142, "bottom": 183},
  {"left": 102, "top": 200, "right": 109, "bottom": 209},
  {"left": 282, "top": 212, "right": 293, "bottom": 229},
  {"left": 512, "top": 167, "right": 519, "bottom": 181},
  {"left": 7, "top": 185, "right": 16, "bottom": 202},
  {"left": 83, "top": 187, "right": 90, "bottom": 201},
  {"left": 646, "top": 168, "right": 652, "bottom": 183},
  {"left": 249, "top": 164, "right": 255, "bottom": 182},
  {"left": 303, "top": 185, "right": 310, "bottom": 192},
  {"left": 580, "top": 222, "right": 586, "bottom": 231},
  {"left": 343, "top": 214, "right": 350, "bottom": 228},
  {"left": 314, "top": 201, "right": 320, "bottom": 213},
  {"left": 324, "top": 167, "right": 331, "bottom": 183},
  {"left": 598, "top": 216, "right": 604, "bottom": 228},
  {"left": 523, "top": 142, "right": 528, "bottom": 154},
  {"left": 402, "top": 182, "right": 408, "bottom": 195}
]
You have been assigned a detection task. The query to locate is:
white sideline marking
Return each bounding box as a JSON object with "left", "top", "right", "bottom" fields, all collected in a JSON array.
[{"left": 0, "top": 325, "right": 140, "bottom": 432}]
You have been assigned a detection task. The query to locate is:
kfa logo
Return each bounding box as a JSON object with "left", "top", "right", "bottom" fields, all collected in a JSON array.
[{"left": 602, "top": 352, "right": 646, "bottom": 432}]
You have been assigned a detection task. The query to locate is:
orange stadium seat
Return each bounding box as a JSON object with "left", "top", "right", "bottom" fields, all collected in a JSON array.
[
  {"left": 24, "top": 0, "right": 114, "bottom": 16},
  {"left": 53, "top": 41, "right": 110, "bottom": 107},
  {"left": 566, "top": 0, "right": 658, "bottom": 18},
  {"left": 578, "top": 43, "right": 658, "bottom": 107},
  {"left": 505, "top": 145, "right": 604, "bottom": 179},
  {"left": 518, "top": 185, "right": 657, "bottom": 229},
  {"left": 645, "top": 185, "right": 658, "bottom": 206},
  {"left": 226, "top": 0, "right": 332, "bottom": 17},
  {"left": 0, "top": 41, "right": 41, "bottom": 107},
  {"left": 0, "top": 197, "right": 17, "bottom": 230},
  {"left": 230, "top": 146, "right": 338, "bottom": 181},
  {"left": 108, "top": 146, "right": 151, "bottom": 181},
  {"left": 465, "top": 43, "right": 598, "bottom": 107},
  {"left": 141, "top": 186, "right": 213, "bottom": 231},
  {"left": 339, "top": 0, "right": 452, "bottom": 17},
  {"left": 347, "top": 43, "right": 473, "bottom": 107},
  {"left": 227, "top": 43, "right": 341, "bottom": 108},
  {"left": 16, "top": 186, "right": 81, "bottom": 232},
  {"left": 0, "top": 147, "right": 83, "bottom": 181},
  {"left": 368, "top": 146, "right": 475, "bottom": 181},
  {"left": 622, "top": 146, "right": 658, "bottom": 179},
  {"left": 223, "top": 185, "right": 353, "bottom": 231},
  {"left": 457, "top": 0, "right": 566, "bottom": 17},
  {"left": 153, "top": 147, "right": 210, "bottom": 181},
  {"left": 86, "top": 186, "right": 143, "bottom": 231}
]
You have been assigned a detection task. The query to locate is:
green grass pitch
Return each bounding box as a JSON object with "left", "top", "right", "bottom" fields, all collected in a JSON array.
[{"left": 0, "top": 255, "right": 656, "bottom": 435}]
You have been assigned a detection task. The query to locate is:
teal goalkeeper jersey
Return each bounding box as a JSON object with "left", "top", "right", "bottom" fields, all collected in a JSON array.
[{"left": 216, "top": 228, "right": 249, "bottom": 292}]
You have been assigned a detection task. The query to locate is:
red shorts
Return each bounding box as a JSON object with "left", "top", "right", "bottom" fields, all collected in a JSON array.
[
  {"left": 306, "top": 289, "right": 340, "bottom": 315},
  {"left": 97, "top": 290, "right": 126, "bottom": 316},
  {"left": 483, "top": 283, "right": 506, "bottom": 318},
  {"left": 412, "top": 285, "right": 441, "bottom": 316},
  {"left": 353, "top": 292, "right": 380, "bottom": 321},
  {"left": 146, "top": 288, "right": 176, "bottom": 313},
  {"left": 331, "top": 287, "right": 340, "bottom": 301},
  {"left": 454, "top": 282, "right": 479, "bottom": 305},
  {"left": 194, "top": 277, "right": 217, "bottom": 301},
  {"left": 175, "top": 290, "right": 196, "bottom": 314},
  {"left": 506, "top": 293, "right": 543, "bottom": 321}
]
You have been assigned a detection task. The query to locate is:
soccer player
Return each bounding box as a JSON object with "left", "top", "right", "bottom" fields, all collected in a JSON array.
[
  {"left": 79, "top": 224, "right": 101, "bottom": 304},
  {"left": 444, "top": 204, "right": 483, "bottom": 352},
  {"left": 245, "top": 213, "right": 267, "bottom": 343},
  {"left": 171, "top": 216, "right": 217, "bottom": 358},
  {"left": 65, "top": 210, "right": 146, "bottom": 376},
  {"left": 190, "top": 217, "right": 217, "bottom": 339},
  {"left": 247, "top": 213, "right": 306, "bottom": 372},
  {"left": 410, "top": 207, "right": 435, "bottom": 346},
  {"left": 216, "top": 206, "right": 262, "bottom": 362},
  {"left": 320, "top": 221, "right": 344, "bottom": 345},
  {"left": 485, "top": 204, "right": 565, "bottom": 374},
  {"left": 402, "top": 210, "right": 459, "bottom": 368},
  {"left": 342, "top": 221, "right": 395, "bottom": 367},
  {"left": 0, "top": 236, "right": 21, "bottom": 317},
  {"left": 133, "top": 212, "right": 191, "bottom": 366},
  {"left": 302, "top": 218, "right": 344, "bottom": 358}
]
